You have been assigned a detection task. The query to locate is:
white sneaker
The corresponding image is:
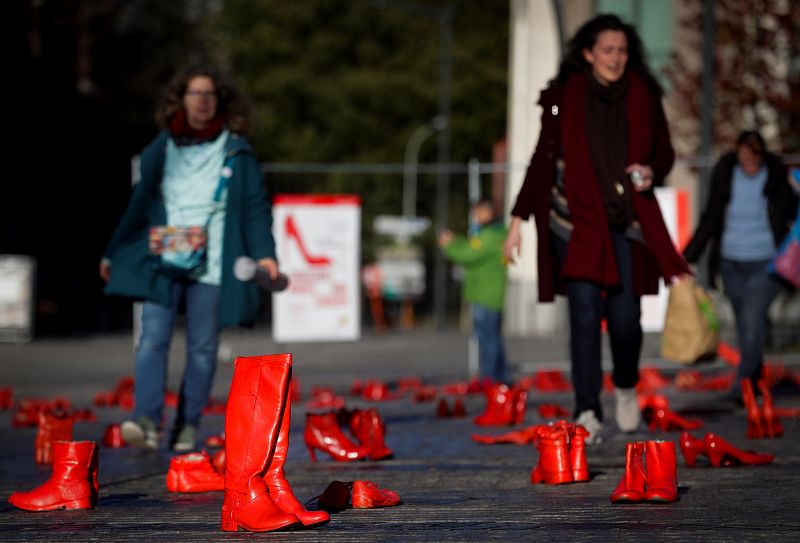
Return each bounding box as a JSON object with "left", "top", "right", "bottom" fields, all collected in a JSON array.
[
  {"left": 121, "top": 416, "right": 158, "bottom": 450},
  {"left": 575, "top": 410, "right": 603, "bottom": 444},
  {"left": 614, "top": 387, "right": 641, "bottom": 433}
]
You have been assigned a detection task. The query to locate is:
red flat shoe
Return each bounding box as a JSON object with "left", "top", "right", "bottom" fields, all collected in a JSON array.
[
  {"left": 471, "top": 426, "right": 540, "bottom": 445},
  {"left": 351, "top": 480, "right": 401, "bottom": 508},
  {"left": 704, "top": 433, "right": 774, "bottom": 467}
]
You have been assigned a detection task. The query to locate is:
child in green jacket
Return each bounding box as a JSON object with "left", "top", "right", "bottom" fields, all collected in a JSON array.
[{"left": 438, "top": 199, "right": 509, "bottom": 383}]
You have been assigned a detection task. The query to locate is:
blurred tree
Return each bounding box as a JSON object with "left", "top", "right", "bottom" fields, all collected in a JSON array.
[{"left": 666, "top": 0, "right": 800, "bottom": 155}]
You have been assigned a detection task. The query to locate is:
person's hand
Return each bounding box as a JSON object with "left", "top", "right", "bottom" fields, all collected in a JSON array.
[
  {"left": 99, "top": 261, "right": 111, "bottom": 282},
  {"left": 625, "top": 163, "right": 654, "bottom": 192},
  {"left": 257, "top": 258, "right": 279, "bottom": 280},
  {"left": 503, "top": 217, "right": 522, "bottom": 264},
  {"left": 437, "top": 230, "right": 454, "bottom": 247}
]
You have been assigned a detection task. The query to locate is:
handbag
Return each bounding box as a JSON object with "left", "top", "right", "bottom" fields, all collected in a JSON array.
[
  {"left": 148, "top": 159, "right": 232, "bottom": 277},
  {"left": 768, "top": 210, "right": 800, "bottom": 288},
  {"left": 661, "top": 276, "right": 720, "bottom": 365}
]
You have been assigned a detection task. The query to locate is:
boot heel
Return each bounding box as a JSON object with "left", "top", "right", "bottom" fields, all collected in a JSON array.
[{"left": 221, "top": 514, "right": 239, "bottom": 532}]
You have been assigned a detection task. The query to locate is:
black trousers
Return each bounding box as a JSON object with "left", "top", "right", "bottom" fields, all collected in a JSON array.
[{"left": 555, "top": 229, "right": 642, "bottom": 421}]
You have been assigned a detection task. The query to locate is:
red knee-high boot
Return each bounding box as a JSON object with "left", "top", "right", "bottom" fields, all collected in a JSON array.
[
  {"left": 221, "top": 354, "right": 301, "bottom": 532},
  {"left": 263, "top": 361, "right": 330, "bottom": 528},
  {"left": 9, "top": 440, "right": 98, "bottom": 511}
]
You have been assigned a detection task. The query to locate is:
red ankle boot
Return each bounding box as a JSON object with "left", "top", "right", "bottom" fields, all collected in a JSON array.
[
  {"left": 704, "top": 433, "right": 774, "bottom": 467},
  {"left": 679, "top": 432, "right": 709, "bottom": 467},
  {"left": 305, "top": 412, "right": 369, "bottom": 462},
  {"left": 263, "top": 365, "right": 330, "bottom": 528},
  {"left": 9, "top": 441, "right": 99, "bottom": 511},
  {"left": 222, "top": 355, "right": 301, "bottom": 533},
  {"left": 531, "top": 426, "right": 573, "bottom": 485},
  {"left": 643, "top": 440, "right": 678, "bottom": 502},
  {"left": 569, "top": 425, "right": 590, "bottom": 482},
  {"left": 35, "top": 410, "right": 74, "bottom": 465},
  {"left": 757, "top": 380, "right": 783, "bottom": 438},
  {"left": 350, "top": 408, "right": 393, "bottom": 461},
  {"left": 167, "top": 451, "right": 224, "bottom": 493},
  {"left": 351, "top": 480, "right": 401, "bottom": 508},
  {"left": 474, "top": 384, "right": 515, "bottom": 426},
  {"left": 610, "top": 442, "right": 646, "bottom": 503},
  {"left": 741, "top": 378, "right": 764, "bottom": 439}
]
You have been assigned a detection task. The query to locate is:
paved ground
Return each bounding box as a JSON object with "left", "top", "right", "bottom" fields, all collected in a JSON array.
[{"left": 0, "top": 328, "right": 799, "bottom": 542}]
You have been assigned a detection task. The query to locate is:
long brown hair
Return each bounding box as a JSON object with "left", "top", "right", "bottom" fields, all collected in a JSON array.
[{"left": 155, "top": 65, "right": 251, "bottom": 134}]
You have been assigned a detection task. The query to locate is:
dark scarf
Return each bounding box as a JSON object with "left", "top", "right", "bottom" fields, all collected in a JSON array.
[
  {"left": 169, "top": 109, "right": 227, "bottom": 146},
  {"left": 585, "top": 72, "right": 631, "bottom": 225}
]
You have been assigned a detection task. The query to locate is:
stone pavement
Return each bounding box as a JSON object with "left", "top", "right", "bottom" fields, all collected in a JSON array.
[{"left": 0, "top": 329, "right": 799, "bottom": 542}]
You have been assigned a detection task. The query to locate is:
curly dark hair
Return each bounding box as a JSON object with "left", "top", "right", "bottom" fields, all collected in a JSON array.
[
  {"left": 554, "top": 14, "right": 662, "bottom": 94},
  {"left": 155, "top": 64, "right": 251, "bottom": 134}
]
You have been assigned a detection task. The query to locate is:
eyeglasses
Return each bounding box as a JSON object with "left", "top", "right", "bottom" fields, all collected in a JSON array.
[{"left": 185, "top": 90, "right": 217, "bottom": 100}]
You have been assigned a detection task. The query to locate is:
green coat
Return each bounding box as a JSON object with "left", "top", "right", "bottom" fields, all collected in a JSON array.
[
  {"left": 443, "top": 222, "right": 508, "bottom": 311},
  {"left": 103, "top": 131, "right": 275, "bottom": 328}
]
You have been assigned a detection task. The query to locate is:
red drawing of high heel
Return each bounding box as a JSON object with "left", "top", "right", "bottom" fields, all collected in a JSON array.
[{"left": 285, "top": 215, "right": 331, "bottom": 266}]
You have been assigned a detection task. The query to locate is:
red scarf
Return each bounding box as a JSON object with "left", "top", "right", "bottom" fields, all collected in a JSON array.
[
  {"left": 168, "top": 109, "right": 227, "bottom": 142},
  {"left": 560, "top": 72, "right": 688, "bottom": 287}
]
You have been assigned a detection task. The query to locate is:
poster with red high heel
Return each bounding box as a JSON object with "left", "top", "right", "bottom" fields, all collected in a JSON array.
[{"left": 272, "top": 195, "right": 361, "bottom": 341}]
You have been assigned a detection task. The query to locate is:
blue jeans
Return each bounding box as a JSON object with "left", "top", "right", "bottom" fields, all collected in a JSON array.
[
  {"left": 472, "top": 303, "right": 508, "bottom": 384},
  {"left": 720, "top": 258, "right": 781, "bottom": 390},
  {"left": 134, "top": 280, "right": 221, "bottom": 429},
  {"left": 555, "top": 229, "right": 642, "bottom": 421}
]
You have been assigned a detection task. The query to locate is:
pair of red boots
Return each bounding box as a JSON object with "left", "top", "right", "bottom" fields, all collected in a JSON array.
[
  {"left": 474, "top": 384, "right": 527, "bottom": 426},
  {"left": 9, "top": 441, "right": 99, "bottom": 511},
  {"left": 610, "top": 441, "right": 678, "bottom": 503},
  {"left": 530, "top": 422, "right": 589, "bottom": 485},
  {"left": 742, "top": 378, "right": 783, "bottom": 439},
  {"left": 679, "top": 432, "right": 773, "bottom": 467},
  {"left": 221, "top": 354, "right": 330, "bottom": 532},
  {"left": 305, "top": 407, "right": 393, "bottom": 462}
]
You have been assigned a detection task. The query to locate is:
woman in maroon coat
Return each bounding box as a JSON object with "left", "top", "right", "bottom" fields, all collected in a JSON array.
[{"left": 504, "top": 14, "right": 688, "bottom": 442}]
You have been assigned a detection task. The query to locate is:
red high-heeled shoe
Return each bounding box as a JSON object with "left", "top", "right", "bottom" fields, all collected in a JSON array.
[
  {"left": 757, "top": 380, "right": 783, "bottom": 438},
  {"left": 645, "top": 406, "right": 703, "bottom": 432},
  {"left": 471, "top": 425, "right": 540, "bottom": 445},
  {"left": 741, "top": 378, "right": 764, "bottom": 439},
  {"left": 704, "top": 433, "right": 774, "bottom": 467},
  {"left": 305, "top": 412, "right": 369, "bottom": 463},
  {"left": 679, "top": 432, "right": 708, "bottom": 467}
]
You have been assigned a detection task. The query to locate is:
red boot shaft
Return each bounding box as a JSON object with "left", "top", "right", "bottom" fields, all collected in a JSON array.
[
  {"left": 643, "top": 440, "right": 678, "bottom": 502},
  {"left": 9, "top": 440, "right": 98, "bottom": 511}
]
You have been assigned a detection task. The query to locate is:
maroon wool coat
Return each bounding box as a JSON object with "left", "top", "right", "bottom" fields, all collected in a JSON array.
[{"left": 511, "top": 72, "right": 689, "bottom": 303}]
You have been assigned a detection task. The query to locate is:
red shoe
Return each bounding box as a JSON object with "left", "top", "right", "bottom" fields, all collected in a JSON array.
[
  {"left": 167, "top": 451, "right": 225, "bottom": 493},
  {"left": 222, "top": 355, "right": 301, "bottom": 532},
  {"left": 474, "top": 384, "right": 515, "bottom": 426},
  {"left": 12, "top": 399, "right": 48, "bottom": 428},
  {"left": 362, "top": 381, "right": 394, "bottom": 401},
  {"left": 351, "top": 480, "right": 401, "bottom": 508},
  {"left": 102, "top": 424, "right": 126, "bottom": 448},
  {"left": 436, "top": 398, "right": 451, "bottom": 418},
  {"left": 8, "top": 441, "right": 98, "bottom": 511},
  {"left": 637, "top": 367, "right": 671, "bottom": 392},
  {"left": 471, "top": 425, "right": 540, "bottom": 445},
  {"left": 757, "top": 380, "right": 783, "bottom": 438},
  {"left": 512, "top": 387, "right": 527, "bottom": 424},
  {"left": 350, "top": 408, "right": 393, "bottom": 461},
  {"left": 0, "top": 387, "right": 13, "bottom": 410},
  {"left": 643, "top": 402, "right": 703, "bottom": 432},
  {"left": 643, "top": 440, "right": 678, "bottom": 502},
  {"left": 538, "top": 403, "right": 570, "bottom": 419},
  {"left": 307, "top": 388, "right": 345, "bottom": 410},
  {"left": 396, "top": 377, "right": 423, "bottom": 393},
  {"left": 704, "top": 433, "right": 774, "bottom": 467},
  {"left": 530, "top": 426, "right": 573, "bottom": 485},
  {"left": 610, "top": 442, "right": 646, "bottom": 503},
  {"left": 679, "top": 432, "right": 708, "bottom": 467},
  {"left": 35, "top": 410, "right": 74, "bottom": 465},
  {"left": 93, "top": 391, "right": 115, "bottom": 407},
  {"left": 741, "top": 379, "right": 764, "bottom": 439},
  {"left": 305, "top": 412, "right": 369, "bottom": 463},
  {"left": 452, "top": 398, "right": 466, "bottom": 418},
  {"left": 350, "top": 379, "right": 364, "bottom": 396}
]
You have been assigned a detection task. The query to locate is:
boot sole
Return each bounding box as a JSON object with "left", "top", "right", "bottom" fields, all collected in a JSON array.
[{"left": 10, "top": 498, "right": 94, "bottom": 511}]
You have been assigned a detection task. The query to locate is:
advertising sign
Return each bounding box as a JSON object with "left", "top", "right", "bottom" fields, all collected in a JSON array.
[{"left": 272, "top": 195, "right": 361, "bottom": 342}]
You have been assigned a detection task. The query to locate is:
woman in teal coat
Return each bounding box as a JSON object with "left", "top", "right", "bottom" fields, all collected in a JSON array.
[{"left": 101, "top": 65, "right": 279, "bottom": 451}]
